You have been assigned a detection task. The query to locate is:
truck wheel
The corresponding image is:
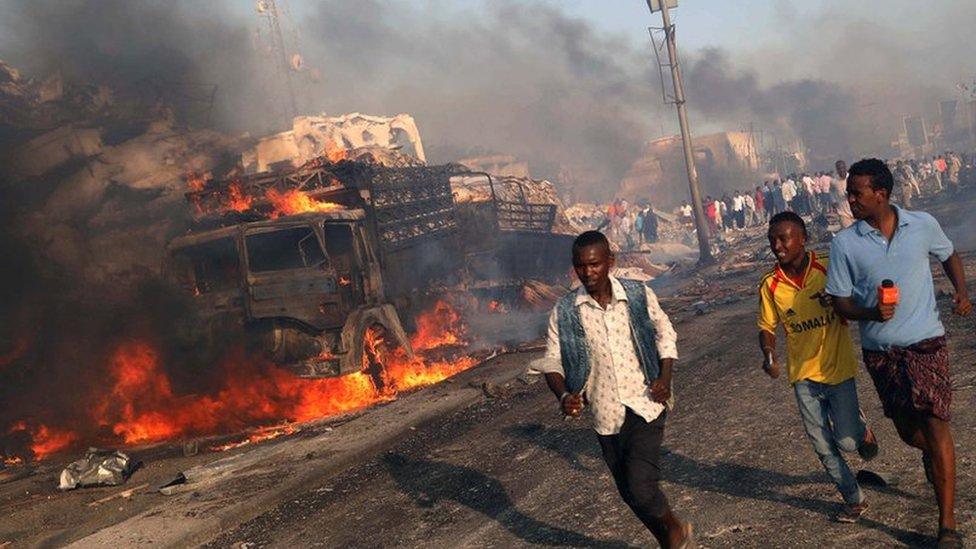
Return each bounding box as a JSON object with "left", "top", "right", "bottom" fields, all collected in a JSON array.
[{"left": 362, "top": 323, "right": 396, "bottom": 395}]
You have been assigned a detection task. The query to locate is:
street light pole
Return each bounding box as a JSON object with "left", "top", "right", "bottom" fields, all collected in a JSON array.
[{"left": 645, "top": 0, "right": 714, "bottom": 265}]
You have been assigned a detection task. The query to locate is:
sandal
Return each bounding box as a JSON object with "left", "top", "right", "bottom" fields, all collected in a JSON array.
[
  {"left": 835, "top": 501, "right": 869, "bottom": 523},
  {"left": 858, "top": 424, "right": 879, "bottom": 461},
  {"left": 938, "top": 527, "right": 963, "bottom": 549}
]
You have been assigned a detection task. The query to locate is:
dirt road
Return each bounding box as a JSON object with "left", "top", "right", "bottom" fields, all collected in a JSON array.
[
  {"left": 3, "top": 193, "right": 976, "bottom": 548},
  {"left": 209, "top": 252, "right": 976, "bottom": 548}
]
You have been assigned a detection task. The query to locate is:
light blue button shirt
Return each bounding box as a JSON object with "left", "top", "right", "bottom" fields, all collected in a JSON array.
[{"left": 825, "top": 207, "right": 954, "bottom": 351}]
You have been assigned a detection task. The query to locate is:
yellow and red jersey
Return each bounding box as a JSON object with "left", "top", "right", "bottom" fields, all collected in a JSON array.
[{"left": 757, "top": 251, "right": 858, "bottom": 385}]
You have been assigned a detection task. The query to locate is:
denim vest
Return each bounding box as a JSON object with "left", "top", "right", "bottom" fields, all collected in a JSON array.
[{"left": 556, "top": 278, "right": 660, "bottom": 394}]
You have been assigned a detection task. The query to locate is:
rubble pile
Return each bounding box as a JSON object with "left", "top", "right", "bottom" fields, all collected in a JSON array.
[
  {"left": 564, "top": 202, "right": 606, "bottom": 229},
  {"left": 0, "top": 59, "right": 249, "bottom": 285},
  {"left": 241, "top": 113, "right": 426, "bottom": 173},
  {"left": 451, "top": 174, "right": 580, "bottom": 235},
  {"left": 0, "top": 61, "right": 119, "bottom": 130}
]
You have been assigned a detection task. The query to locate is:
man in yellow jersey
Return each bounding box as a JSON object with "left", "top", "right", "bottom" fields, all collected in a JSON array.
[{"left": 757, "top": 212, "right": 879, "bottom": 522}]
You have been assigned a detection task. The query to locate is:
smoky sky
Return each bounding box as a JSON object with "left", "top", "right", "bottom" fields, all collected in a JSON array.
[{"left": 1, "top": 0, "right": 974, "bottom": 196}]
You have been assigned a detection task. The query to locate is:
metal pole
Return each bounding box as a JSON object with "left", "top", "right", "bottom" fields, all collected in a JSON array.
[
  {"left": 267, "top": 0, "right": 299, "bottom": 123},
  {"left": 646, "top": 1, "right": 714, "bottom": 265}
]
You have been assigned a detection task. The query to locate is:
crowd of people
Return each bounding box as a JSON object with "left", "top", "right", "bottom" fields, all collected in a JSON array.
[
  {"left": 571, "top": 150, "right": 976, "bottom": 253},
  {"left": 598, "top": 198, "right": 659, "bottom": 249},
  {"left": 677, "top": 164, "right": 852, "bottom": 236},
  {"left": 889, "top": 151, "right": 976, "bottom": 208},
  {"left": 673, "top": 150, "right": 976, "bottom": 239}
]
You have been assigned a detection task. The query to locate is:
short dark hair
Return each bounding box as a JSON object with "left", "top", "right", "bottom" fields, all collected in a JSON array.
[
  {"left": 572, "top": 230, "right": 610, "bottom": 255},
  {"left": 769, "top": 211, "right": 807, "bottom": 237},
  {"left": 847, "top": 158, "right": 893, "bottom": 196}
]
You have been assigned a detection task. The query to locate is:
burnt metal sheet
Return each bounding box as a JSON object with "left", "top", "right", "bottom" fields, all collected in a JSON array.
[{"left": 58, "top": 448, "right": 136, "bottom": 490}]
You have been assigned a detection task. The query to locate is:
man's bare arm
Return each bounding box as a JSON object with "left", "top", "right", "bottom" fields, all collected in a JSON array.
[
  {"left": 649, "top": 358, "right": 674, "bottom": 402},
  {"left": 757, "top": 330, "right": 780, "bottom": 378},
  {"left": 544, "top": 372, "right": 568, "bottom": 400},
  {"left": 941, "top": 252, "right": 972, "bottom": 316},
  {"left": 545, "top": 372, "right": 582, "bottom": 416},
  {"left": 832, "top": 295, "right": 892, "bottom": 322}
]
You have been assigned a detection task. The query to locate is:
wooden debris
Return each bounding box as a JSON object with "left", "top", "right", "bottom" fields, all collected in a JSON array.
[{"left": 87, "top": 483, "right": 149, "bottom": 507}]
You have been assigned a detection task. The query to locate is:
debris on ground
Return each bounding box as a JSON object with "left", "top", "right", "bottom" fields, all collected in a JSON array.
[
  {"left": 479, "top": 381, "right": 513, "bottom": 399},
  {"left": 87, "top": 483, "right": 150, "bottom": 507},
  {"left": 856, "top": 469, "right": 899, "bottom": 488},
  {"left": 58, "top": 448, "right": 138, "bottom": 490}
]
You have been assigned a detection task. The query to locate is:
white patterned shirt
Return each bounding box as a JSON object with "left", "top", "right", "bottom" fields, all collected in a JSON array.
[{"left": 527, "top": 276, "right": 678, "bottom": 435}]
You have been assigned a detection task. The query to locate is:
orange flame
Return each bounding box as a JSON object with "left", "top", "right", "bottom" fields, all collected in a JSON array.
[
  {"left": 410, "top": 300, "right": 466, "bottom": 351},
  {"left": 227, "top": 182, "right": 254, "bottom": 212},
  {"left": 266, "top": 188, "right": 344, "bottom": 218},
  {"left": 338, "top": 276, "right": 351, "bottom": 286},
  {"left": 6, "top": 422, "right": 79, "bottom": 460},
  {"left": 325, "top": 146, "right": 349, "bottom": 163},
  {"left": 185, "top": 171, "right": 209, "bottom": 192},
  {"left": 2, "top": 301, "right": 480, "bottom": 458},
  {"left": 209, "top": 424, "right": 298, "bottom": 452}
]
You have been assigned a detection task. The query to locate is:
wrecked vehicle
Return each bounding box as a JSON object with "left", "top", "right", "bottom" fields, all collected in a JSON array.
[{"left": 164, "top": 159, "right": 572, "bottom": 386}]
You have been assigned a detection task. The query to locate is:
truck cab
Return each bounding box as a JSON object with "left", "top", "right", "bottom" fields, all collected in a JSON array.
[{"left": 165, "top": 209, "right": 411, "bottom": 381}]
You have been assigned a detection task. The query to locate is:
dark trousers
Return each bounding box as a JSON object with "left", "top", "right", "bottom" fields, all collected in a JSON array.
[{"left": 597, "top": 409, "right": 670, "bottom": 529}]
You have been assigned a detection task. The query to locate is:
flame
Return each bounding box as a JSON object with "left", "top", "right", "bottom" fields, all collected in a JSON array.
[
  {"left": 6, "top": 422, "right": 79, "bottom": 460},
  {"left": 410, "top": 300, "right": 466, "bottom": 350},
  {"left": 185, "top": 171, "right": 209, "bottom": 192},
  {"left": 3, "top": 456, "right": 23, "bottom": 466},
  {"left": 488, "top": 300, "right": 507, "bottom": 314},
  {"left": 266, "top": 188, "right": 344, "bottom": 218},
  {"left": 30, "top": 425, "right": 79, "bottom": 458},
  {"left": 4, "top": 301, "right": 479, "bottom": 459},
  {"left": 209, "top": 424, "right": 297, "bottom": 452},
  {"left": 227, "top": 182, "right": 254, "bottom": 212},
  {"left": 338, "top": 276, "right": 351, "bottom": 286}
]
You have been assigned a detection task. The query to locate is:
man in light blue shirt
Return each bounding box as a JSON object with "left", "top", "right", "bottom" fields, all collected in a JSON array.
[{"left": 826, "top": 158, "right": 971, "bottom": 547}]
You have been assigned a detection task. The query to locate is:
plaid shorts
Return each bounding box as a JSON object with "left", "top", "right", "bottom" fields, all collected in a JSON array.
[{"left": 862, "top": 336, "right": 952, "bottom": 421}]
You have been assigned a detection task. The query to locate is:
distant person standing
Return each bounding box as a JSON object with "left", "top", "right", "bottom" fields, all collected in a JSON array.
[
  {"left": 732, "top": 190, "right": 745, "bottom": 229},
  {"left": 833, "top": 161, "right": 854, "bottom": 229},
  {"left": 827, "top": 159, "right": 971, "bottom": 548},
  {"left": 946, "top": 152, "right": 962, "bottom": 194},
  {"left": 782, "top": 177, "right": 798, "bottom": 212},
  {"left": 772, "top": 180, "right": 786, "bottom": 214},
  {"left": 715, "top": 196, "right": 727, "bottom": 232},
  {"left": 758, "top": 212, "right": 879, "bottom": 522},
  {"left": 679, "top": 201, "right": 694, "bottom": 227},
  {"left": 755, "top": 185, "right": 768, "bottom": 223},
  {"left": 704, "top": 196, "right": 718, "bottom": 235},
  {"left": 743, "top": 189, "right": 757, "bottom": 226},
  {"left": 894, "top": 160, "right": 914, "bottom": 209},
  {"left": 934, "top": 155, "right": 947, "bottom": 191},
  {"left": 641, "top": 203, "right": 658, "bottom": 244}
]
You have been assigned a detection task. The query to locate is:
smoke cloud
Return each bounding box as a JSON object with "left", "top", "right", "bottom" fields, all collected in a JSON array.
[{"left": 3, "top": 1, "right": 975, "bottom": 196}]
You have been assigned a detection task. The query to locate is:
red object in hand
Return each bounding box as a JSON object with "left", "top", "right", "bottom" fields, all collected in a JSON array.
[{"left": 879, "top": 279, "right": 899, "bottom": 305}]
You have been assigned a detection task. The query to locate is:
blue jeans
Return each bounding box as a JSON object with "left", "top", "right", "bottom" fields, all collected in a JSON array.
[{"left": 793, "top": 378, "right": 866, "bottom": 504}]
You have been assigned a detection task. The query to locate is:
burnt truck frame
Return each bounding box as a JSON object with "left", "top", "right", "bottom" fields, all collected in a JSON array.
[{"left": 164, "top": 161, "right": 571, "bottom": 381}]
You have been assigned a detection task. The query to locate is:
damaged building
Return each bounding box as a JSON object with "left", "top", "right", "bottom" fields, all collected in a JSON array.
[{"left": 618, "top": 131, "right": 805, "bottom": 206}]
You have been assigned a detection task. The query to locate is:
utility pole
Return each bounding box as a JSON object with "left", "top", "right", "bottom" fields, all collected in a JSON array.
[
  {"left": 260, "top": 0, "right": 298, "bottom": 125},
  {"left": 645, "top": 0, "right": 714, "bottom": 265}
]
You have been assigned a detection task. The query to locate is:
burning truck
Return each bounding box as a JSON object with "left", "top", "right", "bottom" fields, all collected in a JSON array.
[{"left": 165, "top": 155, "right": 574, "bottom": 392}]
